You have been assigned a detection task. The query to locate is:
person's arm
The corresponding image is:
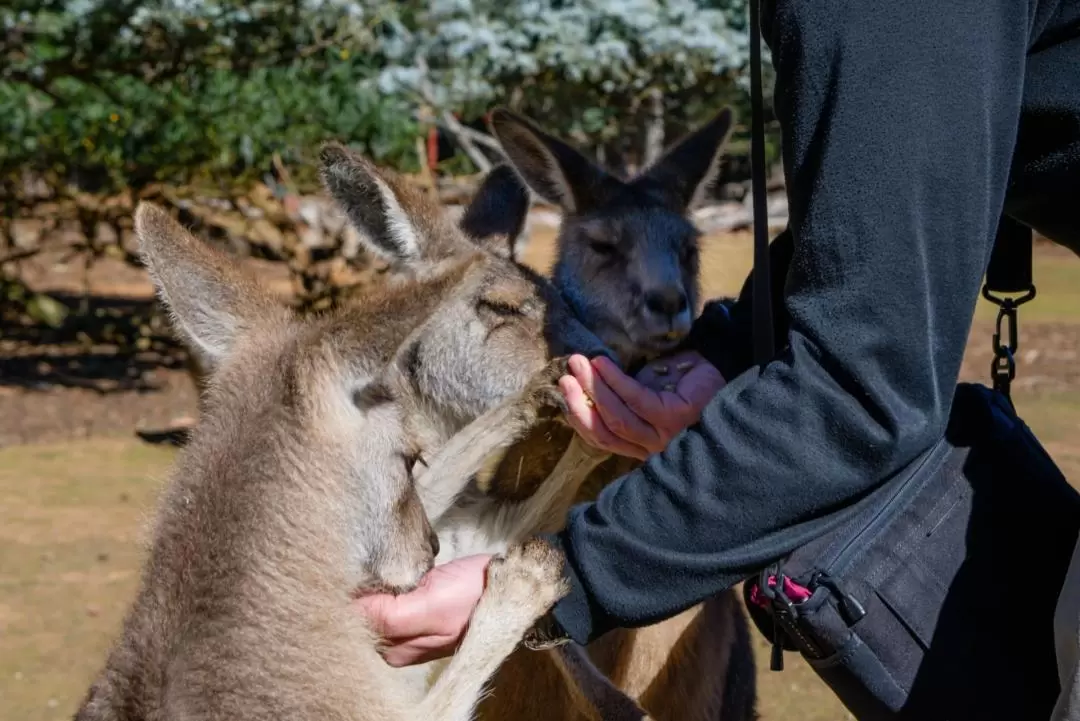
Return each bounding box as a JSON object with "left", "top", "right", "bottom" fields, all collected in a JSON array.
[
  {"left": 543, "top": 0, "right": 1031, "bottom": 645},
  {"left": 684, "top": 228, "right": 794, "bottom": 381}
]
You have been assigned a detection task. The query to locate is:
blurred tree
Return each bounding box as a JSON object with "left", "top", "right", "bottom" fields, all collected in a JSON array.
[
  {"left": 2, "top": 0, "right": 779, "bottom": 195},
  {"left": 1, "top": 0, "right": 417, "bottom": 195},
  {"left": 369, "top": 0, "right": 776, "bottom": 175}
]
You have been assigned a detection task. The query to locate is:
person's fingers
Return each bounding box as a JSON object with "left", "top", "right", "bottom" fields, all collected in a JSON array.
[
  {"left": 565, "top": 405, "right": 651, "bottom": 460},
  {"left": 572, "top": 358, "right": 660, "bottom": 449},
  {"left": 354, "top": 587, "right": 435, "bottom": 641},
  {"left": 353, "top": 593, "right": 392, "bottom": 637},
  {"left": 559, "top": 375, "right": 600, "bottom": 436},
  {"left": 593, "top": 356, "right": 664, "bottom": 420},
  {"left": 381, "top": 635, "right": 460, "bottom": 667},
  {"left": 592, "top": 357, "right": 694, "bottom": 451},
  {"left": 560, "top": 375, "right": 651, "bottom": 459}
]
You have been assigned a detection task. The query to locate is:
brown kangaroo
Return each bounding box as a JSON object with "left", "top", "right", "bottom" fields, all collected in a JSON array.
[{"left": 69, "top": 182, "right": 623, "bottom": 720}]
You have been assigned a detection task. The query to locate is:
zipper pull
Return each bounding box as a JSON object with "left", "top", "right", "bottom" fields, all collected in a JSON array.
[
  {"left": 840, "top": 592, "right": 867, "bottom": 624},
  {"left": 811, "top": 572, "right": 867, "bottom": 625},
  {"left": 770, "top": 622, "right": 785, "bottom": 671}
]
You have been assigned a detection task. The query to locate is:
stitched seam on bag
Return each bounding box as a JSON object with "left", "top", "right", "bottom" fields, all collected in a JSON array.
[
  {"left": 786, "top": 621, "right": 825, "bottom": 658},
  {"left": 827, "top": 639, "right": 909, "bottom": 696},
  {"left": 839, "top": 635, "right": 909, "bottom": 696},
  {"left": 863, "top": 443, "right": 952, "bottom": 589}
]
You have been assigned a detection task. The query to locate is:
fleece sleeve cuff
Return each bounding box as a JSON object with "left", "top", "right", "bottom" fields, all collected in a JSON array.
[{"left": 539, "top": 529, "right": 611, "bottom": 645}]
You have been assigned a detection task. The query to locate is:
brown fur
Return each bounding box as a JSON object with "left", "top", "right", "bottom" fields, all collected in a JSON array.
[
  {"left": 307, "top": 126, "right": 754, "bottom": 720},
  {"left": 71, "top": 187, "right": 588, "bottom": 721}
]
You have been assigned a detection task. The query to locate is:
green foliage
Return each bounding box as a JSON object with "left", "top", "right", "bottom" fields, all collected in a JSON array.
[
  {"left": 1, "top": 1, "right": 418, "bottom": 193},
  {"left": 371, "top": 0, "right": 779, "bottom": 171},
  {"left": 1, "top": 275, "right": 68, "bottom": 328},
  {"left": 1, "top": 0, "right": 779, "bottom": 192}
]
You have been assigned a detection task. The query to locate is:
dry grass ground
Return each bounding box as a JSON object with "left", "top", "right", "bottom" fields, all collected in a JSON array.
[{"left": 2, "top": 227, "right": 1079, "bottom": 721}]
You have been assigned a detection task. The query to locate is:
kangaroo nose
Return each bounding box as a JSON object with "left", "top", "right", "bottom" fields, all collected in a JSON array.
[
  {"left": 644, "top": 289, "right": 689, "bottom": 317},
  {"left": 428, "top": 529, "right": 440, "bottom": 557}
]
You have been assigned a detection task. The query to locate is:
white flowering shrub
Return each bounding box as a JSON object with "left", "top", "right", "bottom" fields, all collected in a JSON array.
[{"left": 368, "top": 0, "right": 760, "bottom": 169}]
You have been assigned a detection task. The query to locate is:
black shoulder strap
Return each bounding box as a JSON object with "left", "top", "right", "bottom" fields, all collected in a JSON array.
[
  {"left": 749, "top": 0, "right": 775, "bottom": 367},
  {"left": 982, "top": 215, "right": 1037, "bottom": 400},
  {"left": 986, "top": 215, "right": 1034, "bottom": 295}
]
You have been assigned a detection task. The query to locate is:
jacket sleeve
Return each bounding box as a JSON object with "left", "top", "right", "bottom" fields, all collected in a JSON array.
[
  {"left": 685, "top": 228, "right": 794, "bottom": 381},
  {"left": 544, "top": 0, "right": 1031, "bottom": 645}
]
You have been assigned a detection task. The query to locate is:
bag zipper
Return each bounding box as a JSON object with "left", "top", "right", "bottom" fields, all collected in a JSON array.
[
  {"left": 817, "top": 440, "right": 950, "bottom": 581},
  {"left": 798, "top": 440, "right": 950, "bottom": 629}
]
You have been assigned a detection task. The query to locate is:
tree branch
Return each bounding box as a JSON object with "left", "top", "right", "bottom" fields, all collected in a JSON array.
[
  {"left": 439, "top": 122, "right": 505, "bottom": 154},
  {"left": 438, "top": 111, "right": 493, "bottom": 173},
  {"left": 409, "top": 56, "right": 497, "bottom": 173},
  {"left": 0, "top": 246, "right": 42, "bottom": 266}
]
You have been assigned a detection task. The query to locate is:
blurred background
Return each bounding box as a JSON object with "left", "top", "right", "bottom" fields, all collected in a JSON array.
[{"left": 1, "top": 2, "right": 1077, "bottom": 720}]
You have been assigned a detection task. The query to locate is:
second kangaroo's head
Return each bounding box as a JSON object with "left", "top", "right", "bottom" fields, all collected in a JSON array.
[{"left": 490, "top": 107, "right": 734, "bottom": 365}]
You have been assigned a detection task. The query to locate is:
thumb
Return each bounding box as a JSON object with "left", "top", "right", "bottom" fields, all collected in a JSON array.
[{"left": 677, "top": 363, "right": 726, "bottom": 405}]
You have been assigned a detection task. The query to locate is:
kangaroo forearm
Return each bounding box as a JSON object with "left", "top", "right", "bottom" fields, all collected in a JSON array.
[{"left": 493, "top": 436, "right": 610, "bottom": 543}]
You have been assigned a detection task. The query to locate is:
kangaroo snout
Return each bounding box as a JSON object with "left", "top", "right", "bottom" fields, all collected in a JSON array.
[
  {"left": 644, "top": 288, "right": 689, "bottom": 317},
  {"left": 643, "top": 286, "right": 692, "bottom": 343}
]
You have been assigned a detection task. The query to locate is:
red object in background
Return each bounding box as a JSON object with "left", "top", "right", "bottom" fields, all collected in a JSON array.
[{"left": 427, "top": 126, "right": 438, "bottom": 171}]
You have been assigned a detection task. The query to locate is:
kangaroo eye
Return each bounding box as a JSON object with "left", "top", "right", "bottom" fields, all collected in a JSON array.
[{"left": 590, "top": 240, "right": 616, "bottom": 256}]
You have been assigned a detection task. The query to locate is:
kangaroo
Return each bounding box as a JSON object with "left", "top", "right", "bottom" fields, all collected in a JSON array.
[
  {"left": 313, "top": 110, "right": 755, "bottom": 720},
  {"left": 74, "top": 148, "right": 658, "bottom": 721},
  {"left": 312, "top": 145, "right": 655, "bottom": 718},
  {"left": 70, "top": 197, "right": 597, "bottom": 721},
  {"left": 456, "top": 108, "right": 759, "bottom": 721}
]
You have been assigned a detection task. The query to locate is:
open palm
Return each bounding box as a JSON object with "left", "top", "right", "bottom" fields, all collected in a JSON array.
[{"left": 558, "top": 350, "right": 726, "bottom": 460}]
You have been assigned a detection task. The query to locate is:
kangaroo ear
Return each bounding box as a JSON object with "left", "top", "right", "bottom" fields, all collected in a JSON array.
[
  {"left": 319, "top": 141, "right": 452, "bottom": 267},
  {"left": 458, "top": 165, "right": 531, "bottom": 261},
  {"left": 134, "top": 202, "right": 287, "bottom": 371},
  {"left": 636, "top": 107, "right": 735, "bottom": 212},
  {"left": 488, "top": 108, "right": 615, "bottom": 214}
]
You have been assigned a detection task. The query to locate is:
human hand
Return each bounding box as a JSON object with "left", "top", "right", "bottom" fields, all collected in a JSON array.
[
  {"left": 559, "top": 350, "right": 726, "bottom": 460},
  {"left": 353, "top": 554, "right": 492, "bottom": 667}
]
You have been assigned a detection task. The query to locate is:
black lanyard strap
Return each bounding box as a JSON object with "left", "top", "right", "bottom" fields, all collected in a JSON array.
[{"left": 749, "top": 0, "right": 775, "bottom": 367}]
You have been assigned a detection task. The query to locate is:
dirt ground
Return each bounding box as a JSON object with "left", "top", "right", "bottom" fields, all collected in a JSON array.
[{"left": 2, "top": 226, "right": 1079, "bottom": 721}]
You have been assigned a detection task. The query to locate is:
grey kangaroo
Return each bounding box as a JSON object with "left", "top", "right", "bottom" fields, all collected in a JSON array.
[
  {"left": 454, "top": 108, "right": 758, "bottom": 721},
  {"left": 313, "top": 109, "right": 756, "bottom": 721},
  {"left": 74, "top": 142, "right": 661, "bottom": 721}
]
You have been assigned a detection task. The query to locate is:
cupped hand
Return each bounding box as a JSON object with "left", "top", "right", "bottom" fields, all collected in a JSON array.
[
  {"left": 353, "top": 554, "right": 492, "bottom": 667},
  {"left": 559, "top": 350, "right": 726, "bottom": 460}
]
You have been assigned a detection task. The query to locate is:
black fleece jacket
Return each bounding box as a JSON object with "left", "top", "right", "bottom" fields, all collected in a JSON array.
[{"left": 544, "top": 0, "right": 1080, "bottom": 645}]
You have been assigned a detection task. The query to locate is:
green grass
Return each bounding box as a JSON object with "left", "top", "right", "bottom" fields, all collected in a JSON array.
[{"left": 1012, "top": 390, "right": 1080, "bottom": 484}]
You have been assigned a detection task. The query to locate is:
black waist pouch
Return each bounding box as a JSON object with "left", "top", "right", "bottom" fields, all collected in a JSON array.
[{"left": 743, "top": 382, "right": 1080, "bottom": 720}]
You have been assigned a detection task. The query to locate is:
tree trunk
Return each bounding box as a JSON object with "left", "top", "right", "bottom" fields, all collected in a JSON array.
[{"left": 643, "top": 87, "right": 665, "bottom": 167}]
